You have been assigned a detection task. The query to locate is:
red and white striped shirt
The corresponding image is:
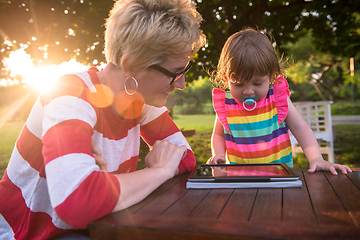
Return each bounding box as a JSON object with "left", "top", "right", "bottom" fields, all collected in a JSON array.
[{"left": 0, "top": 68, "right": 195, "bottom": 239}]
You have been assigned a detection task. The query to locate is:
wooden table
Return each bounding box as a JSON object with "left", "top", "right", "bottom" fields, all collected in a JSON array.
[{"left": 89, "top": 168, "right": 360, "bottom": 240}]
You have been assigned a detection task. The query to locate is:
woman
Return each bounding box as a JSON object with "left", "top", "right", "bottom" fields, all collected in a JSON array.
[{"left": 0, "top": 0, "right": 206, "bottom": 239}]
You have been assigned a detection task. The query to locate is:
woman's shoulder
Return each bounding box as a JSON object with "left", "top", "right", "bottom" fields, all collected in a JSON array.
[
  {"left": 39, "top": 68, "right": 103, "bottom": 107},
  {"left": 140, "top": 104, "right": 168, "bottom": 125}
]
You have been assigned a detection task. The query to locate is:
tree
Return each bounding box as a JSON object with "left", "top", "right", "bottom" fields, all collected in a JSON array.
[
  {"left": 286, "top": 33, "right": 360, "bottom": 102},
  {"left": 173, "top": 77, "right": 213, "bottom": 114},
  {"left": 0, "top": 0, "right": 112, "bottom": 68},
  {"left": 1, "top": 0, "right": 360, "bottom": 82},
  {"left": 195, "top": 0, "right": 360, "bottom": 79}
]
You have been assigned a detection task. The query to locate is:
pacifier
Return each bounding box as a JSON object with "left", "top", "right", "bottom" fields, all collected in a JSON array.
[{"left": 243, "top": 97, "right": 257, "bottom": 111}]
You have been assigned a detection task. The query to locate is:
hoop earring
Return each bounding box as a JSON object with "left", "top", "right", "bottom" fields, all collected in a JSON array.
[{"left": 124, "top": 77, "right": 138, "bottom": 95}]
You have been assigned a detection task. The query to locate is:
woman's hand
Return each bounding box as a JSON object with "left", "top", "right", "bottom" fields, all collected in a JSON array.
[
  {"left": 92, "top": 140, "right": 108, "bottom": 171},
  {"left": 113, "top": 140, "right": 187, "bottom": 212},
  {"left": 145, "top": 140, "right": 187, "bottom": 178},
  {"left": 308, "top": 158, "right": 352, "bottom": 175}
]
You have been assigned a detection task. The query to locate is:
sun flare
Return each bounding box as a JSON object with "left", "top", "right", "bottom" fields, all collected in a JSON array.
[{"left": 2, "top": 48, "right": 97, "bottom": 92}]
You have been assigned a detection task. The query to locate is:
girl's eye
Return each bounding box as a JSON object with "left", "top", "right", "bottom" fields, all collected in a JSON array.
[{"left": 254, "top": 82, "right": 263, "bottom": 86}]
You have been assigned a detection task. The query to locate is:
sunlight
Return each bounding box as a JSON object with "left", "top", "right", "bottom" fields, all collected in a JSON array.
[
  {"left": 0, "top": 91, "right": 32, "bottom": 129},
  {"left": 25, "top": 59, "right": 89, "bottom": 92},
  {"left": 0, "top": 48, "right": 107, "bottom": 129},
  {"left": 1, "top": 48, "right": 100, "bottom": 92}
]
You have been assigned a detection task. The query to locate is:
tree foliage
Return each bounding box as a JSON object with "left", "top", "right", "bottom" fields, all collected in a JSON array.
[
  {"left": 195, "top": 0, "right": 360, "bottom": 78},
  {"left": 0, "top": 0, "right": 112, "bottom": 67},
  {"left": 286, "top": 32, "right": 360, "bottom": 102},
  {"left": 1, "top": 0, "right": 360, "bottom": 81},
  {"left": 173, "top": 77, "right": 213, "bottom": 114}
]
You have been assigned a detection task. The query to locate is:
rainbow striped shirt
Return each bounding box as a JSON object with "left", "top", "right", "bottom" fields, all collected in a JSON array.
[{"left": 213, "top": 77, "right": 293, "bottom": 167}]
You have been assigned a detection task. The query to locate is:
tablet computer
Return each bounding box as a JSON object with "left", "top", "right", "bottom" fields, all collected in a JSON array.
[{"left": 188, "top": 163, "right": 300, "bottom": 182}]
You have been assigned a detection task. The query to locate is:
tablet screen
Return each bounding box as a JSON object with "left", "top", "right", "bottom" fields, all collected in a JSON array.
[
  {"left": 214, "top": 165, "right": 290, "bottom": 177},
  {"left": 195, "top": 164, "right": 293, "bottom": 178}
]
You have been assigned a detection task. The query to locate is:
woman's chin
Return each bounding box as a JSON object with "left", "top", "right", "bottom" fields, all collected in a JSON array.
[
  {"left": 146, "top": 98, "right": 167, "bottom": 108},
  {"left": 143, "top": 92, "right": 170, "bottom": 108}
]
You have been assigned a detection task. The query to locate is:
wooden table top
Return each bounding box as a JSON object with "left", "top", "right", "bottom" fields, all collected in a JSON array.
[{"left": 89, "top": 168, "right": 360, "bottom": 240}]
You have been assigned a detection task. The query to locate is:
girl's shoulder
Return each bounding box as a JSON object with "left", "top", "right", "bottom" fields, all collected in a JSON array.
[
  {"left": 212, "top": 88, "right": 231, "bottom": 132},
  {"left": 273, "top": 76, "right": 290, "bottom": 124},
  {"left": 273, "top": 76, "right": 289, "bottom": 93}
]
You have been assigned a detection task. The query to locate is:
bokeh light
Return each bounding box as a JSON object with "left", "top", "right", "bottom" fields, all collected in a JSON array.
[
  {"left": 86, "top": 84, "right": 114, "bottom": 108},
  {"left": 114, "top": 91, "right": 145, "bottom": 119}
]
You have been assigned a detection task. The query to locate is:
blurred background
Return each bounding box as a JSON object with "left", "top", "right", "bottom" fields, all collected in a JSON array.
[{"left": 1, "top": 0, "right": 360, "bottom": 176}]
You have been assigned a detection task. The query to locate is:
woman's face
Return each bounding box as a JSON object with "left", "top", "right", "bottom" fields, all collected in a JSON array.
[
  {"left": 136, "top": 50, "right": 192, "bottom": 107},
  {"left": 228, "top": 75, "right": 271, "bottom": 103}
]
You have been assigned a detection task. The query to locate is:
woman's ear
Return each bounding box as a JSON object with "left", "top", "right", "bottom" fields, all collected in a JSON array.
[
  {"left": 120, "top": 58, "right": 132, "bottom": 78},
  {"left": 120, "top": 57, "right": 144, "bottom": 80}
]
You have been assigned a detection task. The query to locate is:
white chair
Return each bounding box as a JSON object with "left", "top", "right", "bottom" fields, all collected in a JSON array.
[{"left": 289, "top": 101, "right": 335, "bottom": 163}]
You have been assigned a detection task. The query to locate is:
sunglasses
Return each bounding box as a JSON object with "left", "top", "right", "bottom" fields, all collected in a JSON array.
[{"left": 149, "top": 61, "right": 192, "bottom": 85}]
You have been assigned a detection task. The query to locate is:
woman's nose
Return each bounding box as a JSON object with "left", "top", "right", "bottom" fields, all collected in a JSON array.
[{"left": 173, "top": 75, "right": 186, "bottom": 90}]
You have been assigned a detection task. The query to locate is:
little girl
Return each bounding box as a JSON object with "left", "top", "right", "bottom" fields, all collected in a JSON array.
[{"left": 208, "top": 28, "right": 351, "bottom": 175}]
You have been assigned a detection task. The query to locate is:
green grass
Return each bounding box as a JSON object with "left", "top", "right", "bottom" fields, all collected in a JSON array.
[
  {"left": 172, "top": 113, "right": 360, "bottom": 169},
  {"left": 0, "top": 121, "right": 24, "bottom": 178},
  {"left": 1, "top": 116, "right": 360, "bottom": 179},
  {"left": 172, "top": 113, "right": 215, "bottom": 132},
  {"left": 172, "top": 113, "right": 215, "bottom": 164},
  {"left": 333, "top": 124, "right": 360, "bottom": 168}
]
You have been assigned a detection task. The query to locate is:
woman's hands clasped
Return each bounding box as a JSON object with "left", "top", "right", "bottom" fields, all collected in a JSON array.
[
  {"left": 91, "top": 139, "right": 187, "bottom": 179},
  {"left": 145, "top": 140, "right": 187, "bottom": 178},
  {"left": 92, "top": 140, "right": 108, "bottom": 171}
]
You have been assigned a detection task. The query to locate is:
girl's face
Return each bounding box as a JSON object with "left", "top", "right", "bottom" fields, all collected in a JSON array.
[
  {"left": 228, "top": 75, "right": 271, "bottom": 103},
  {"left": 136, "top": 50, "right": 191, "bottom": 107}
]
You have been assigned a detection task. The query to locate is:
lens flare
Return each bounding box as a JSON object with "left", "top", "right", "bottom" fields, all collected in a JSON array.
[
  {"left": 114, "top": 91, "right": 145, "bottom": 119},
  {"left": 86, "top": 84, "right": 114, "bottom": 108},
  {"left": 2, "top": 48, "right": 97, "bottom": 92},
  {"left": 256, "top": 140, "right": 268, "bottom": 150}
]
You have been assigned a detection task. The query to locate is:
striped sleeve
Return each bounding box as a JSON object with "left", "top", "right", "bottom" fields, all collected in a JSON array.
[
  {"left": 140, "top": 105, "right": 196, "bottom": 174},
  {"left": 41, "top": 77, "right": 120, "bottom": 228}
]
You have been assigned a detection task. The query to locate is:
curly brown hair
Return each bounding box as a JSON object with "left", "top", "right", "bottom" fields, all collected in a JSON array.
[{"left": 211, "top": 28, "right": 285, "bottom": 90}]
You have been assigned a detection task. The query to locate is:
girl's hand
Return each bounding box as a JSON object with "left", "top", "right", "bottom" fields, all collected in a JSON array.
[
  {"left": 145, "top": 140, "right": 187, "bottom": 178},
  {"left": 308, "top": 158, "right": 352, "bottom": 175},
  {"left": 207, "top": 156, "right": 226, "bottom": 164},
  {"left": 92, "top": 140, "right": 108, "bottom": 171}
]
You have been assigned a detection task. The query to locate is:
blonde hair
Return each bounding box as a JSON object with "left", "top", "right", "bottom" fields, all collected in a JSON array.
[
  {"left": 213, "top": 28, "right": 283, "bottom": 90},
  {"left": 105, "top": 0, "right": 206, "bottom": 73}
]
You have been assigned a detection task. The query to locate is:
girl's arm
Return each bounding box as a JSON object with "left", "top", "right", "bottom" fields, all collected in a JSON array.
[
  {"left": 285, "top": 98, "right": 352, "bottom": 175},
  {"left": 208, "top": 115, "right": 228, "bottom": 164}
]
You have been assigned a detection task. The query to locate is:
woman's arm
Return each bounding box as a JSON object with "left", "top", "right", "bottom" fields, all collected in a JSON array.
[
  {"left": 92, "top": 139, "right": 187, "bottom": 212},
  {"left": 140, "top": 106, "right": 195, "bottom": 174},
  {"left": 113, "top": 140, "right": 187, "bottom": 212},
  {"left": 286, "top": 98, "right": 351, "bottom": 175}
]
